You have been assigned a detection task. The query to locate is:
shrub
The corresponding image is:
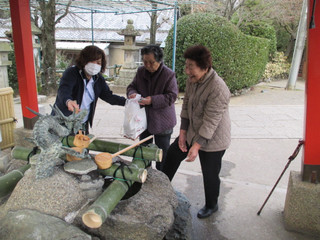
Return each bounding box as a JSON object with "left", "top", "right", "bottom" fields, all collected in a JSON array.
[
  {"left": 274, "top": 23, "right": 291, "bottom": 53},
  {"left": 239, "top": 21, "right": 277, "bottom": 58},
  {"left": 164, "top": 13, "right": 269, "bottom": 93},
  {"left": 262, "top": 51, "right": 291, "bottom": 81}
]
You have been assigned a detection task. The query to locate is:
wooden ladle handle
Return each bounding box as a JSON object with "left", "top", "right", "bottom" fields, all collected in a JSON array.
[
  {"left": 89, "top": 136, "right": 97, "bottom": 144},
  {"left": 94, "top": 135, "right": 153, "bottom": 169},
  {"left": 111, "top": 135, "right": 153, "bottom": 158}
]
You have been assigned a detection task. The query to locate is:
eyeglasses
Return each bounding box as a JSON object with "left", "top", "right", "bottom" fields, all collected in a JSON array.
[
  {"left": 185, "top": 64, "right": 196, "bottom": 70},
  {"left": 143, "top": 60, "right": 157, "bottom": 65}
]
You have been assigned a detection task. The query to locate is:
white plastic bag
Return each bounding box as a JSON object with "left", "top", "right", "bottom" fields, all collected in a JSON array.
[{"left": 123, "top": 94, "right": 147, "bottom": 140}]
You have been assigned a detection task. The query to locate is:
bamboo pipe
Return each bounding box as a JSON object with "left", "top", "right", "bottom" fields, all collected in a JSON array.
[
  {"left": 82, "top": 179, "right": 133, "bottom": 228},
  {"left": 0, "top": 164, "right": 31, "bottom": 198},
  {"left": 61, "top": 137, "right": 162, "bottom": 162},
  {"left": 98, "top": 164, "right": 147, "bottom": 183},
  {"left": 82, "top": 142, "right": 155, "bottom": 228},
  {"left": 94, "top": 136, "right": 153, "bottom": 169},
  {"left": 82, "top": 140, "right": 157, "bottom": 228},
  {"left": 11, "top": 146, "right": 40, "bottom": 161}
]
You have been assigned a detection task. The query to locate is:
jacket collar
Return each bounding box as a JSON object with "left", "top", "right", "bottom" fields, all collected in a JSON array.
[
  {"left": 196, "top": 68, "right": 215, "bottom": 84},
  {"left": 79, "top": 68, "right": 99, "bottom": 82},
  {"left": 145, "top": 62, "right": 164, "bottom": 78}
]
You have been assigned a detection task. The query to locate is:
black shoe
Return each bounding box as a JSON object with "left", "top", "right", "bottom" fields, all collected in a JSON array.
[{"left": 197, "top": 205, "right": 218, "bottom": 219}]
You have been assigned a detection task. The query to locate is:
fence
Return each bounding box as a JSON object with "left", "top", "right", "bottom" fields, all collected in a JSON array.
[{"left": 0, "top": 87, "right": 16, "bottom": 149}]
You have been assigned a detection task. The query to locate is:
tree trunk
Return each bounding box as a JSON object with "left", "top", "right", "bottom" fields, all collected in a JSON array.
[
  {"left": 0, "top": 164, "right": 31, "bottom": 198},
  {"left": 285, "top": 36, "right": 296, "bottom": 60},
  {"left": 150, "top": 3, "right": 157, "bottom": 44},
  {"left": 38, "top": 0, "right": 57, "bottom": 95}
]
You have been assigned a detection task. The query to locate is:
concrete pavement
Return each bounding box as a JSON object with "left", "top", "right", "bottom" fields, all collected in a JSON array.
[{"left": 13, "top": 79, "right": 317, "bottom": 239}]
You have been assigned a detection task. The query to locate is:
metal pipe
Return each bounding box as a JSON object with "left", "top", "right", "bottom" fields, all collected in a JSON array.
[
  {"left": 91, "top": 10, "right": 94, "bottom": 45},
  {"left": 172, "top": 1, "right": 178, "bottom": 71}
]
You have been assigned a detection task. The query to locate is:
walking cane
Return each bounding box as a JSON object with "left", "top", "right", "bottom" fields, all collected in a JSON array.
[{"left": 257, "top": 139, "right": 305, "bottom": 215}]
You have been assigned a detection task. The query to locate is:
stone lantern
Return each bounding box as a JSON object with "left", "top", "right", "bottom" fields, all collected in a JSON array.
[{"left": 116, "top": 19, "right": 141, "bottom": 86}]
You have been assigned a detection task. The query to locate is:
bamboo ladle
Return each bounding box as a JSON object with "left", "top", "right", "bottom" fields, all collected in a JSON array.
[
  {"left": 94, "top": 135, "right": 154, "bottom": 169},
  {"left": 66, "top": 133, "right": 97, "bottom": 161}
]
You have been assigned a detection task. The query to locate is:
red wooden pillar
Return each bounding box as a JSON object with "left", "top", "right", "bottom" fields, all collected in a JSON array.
[
  {"left": 302, "top": 0, "right": 320, "bottom": 182},
  {"left": 9, "top": 0, "right": 38, "bottom": 129}
]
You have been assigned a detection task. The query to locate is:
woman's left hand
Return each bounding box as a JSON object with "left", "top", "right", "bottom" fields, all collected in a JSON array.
[
  {"left": 139, "top": 96, "right": 152, "bottom": 105},
  {"left": 185, "top": 142, "right": 201, "bottom": 162}
]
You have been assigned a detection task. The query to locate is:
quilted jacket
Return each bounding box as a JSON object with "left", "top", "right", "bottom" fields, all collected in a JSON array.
[
  {"left": 180, "top": 68, "right": 231, "bottom": 152},
  {"left": 127, "top": 62, "right": 178, "bottom": 135}
]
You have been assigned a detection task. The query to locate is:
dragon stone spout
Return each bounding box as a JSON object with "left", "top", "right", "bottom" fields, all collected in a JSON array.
[{"left": 27, "top": 105, "right": 90, "bottom": 179}]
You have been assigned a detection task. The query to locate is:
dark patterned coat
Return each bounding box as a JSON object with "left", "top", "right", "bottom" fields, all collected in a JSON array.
[
  {"left": 54, "top": 66, "right": 126, "bottom": 127},
  {"left": 127, "top": 62, "right": 178, "bottom": 134}
]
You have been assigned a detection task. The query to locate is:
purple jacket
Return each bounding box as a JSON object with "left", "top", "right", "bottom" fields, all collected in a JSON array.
[{"left": 127, "top": 62, "right": 178, "bottom": 134}]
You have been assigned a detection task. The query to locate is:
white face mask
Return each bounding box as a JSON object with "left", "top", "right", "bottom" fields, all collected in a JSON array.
[{"left": 84, "top": 62, "right": 101, "bottom": 76}]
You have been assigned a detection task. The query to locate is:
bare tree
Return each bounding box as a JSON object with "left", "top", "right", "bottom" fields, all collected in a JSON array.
[
  {"left": 33, "top": 0, "right": 71, "bottom": 95},
  {"left": 197, "top": 0, "right": 302, "bottom": 58},
  {"left": 237, "top": 0, "right": 303, "bottom": 56},
  {"left": 223, "top": 0, "right": 247, "bottom": 20},
  {"left": 230, "top": 0, "right": 303, "bottom": 57},
  {"left": 149, "top": 2, "right": 158, "bottom": 44},
  {"left": 146, "top": 1, "right": 170, "bottom": 45},
  {"left": 191, "top": 0, "right": 247, "bottom": 20},
  {"left": 268, "top": 0, "right": 303, "bottom": 57}
]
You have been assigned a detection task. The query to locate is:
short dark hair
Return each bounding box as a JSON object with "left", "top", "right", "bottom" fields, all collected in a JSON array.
[
  {"left": 75, "top": 45, "right": 107, "bottom": 72},
  {"left": 141, "top": 44, "right": 163, "bottom": 62},
  {"left": 183, "top": 45, "right": 212, "bottom": 70}
]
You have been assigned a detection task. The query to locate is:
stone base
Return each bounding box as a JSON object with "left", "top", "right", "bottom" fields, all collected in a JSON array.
[
  {"left": 116, "top": 68, "right": 137, "bottom": 86},
  {"left": 0, "top": 148, "right": 11, "bottom": 173},
  {"left": 284, "top": 171, "right": 320, "bottom": 237}
]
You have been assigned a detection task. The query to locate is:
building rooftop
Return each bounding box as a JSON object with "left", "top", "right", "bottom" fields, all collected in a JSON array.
[{"left": 0, "top": 9, "right": 174, "bottom": 45}]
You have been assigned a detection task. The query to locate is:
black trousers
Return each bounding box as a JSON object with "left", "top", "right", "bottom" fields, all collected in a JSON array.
[
  {"left": 139, "top": 129, "right": 172, "bottom": 171},
  {"left": 162, "top": 137, "right": 225, "bottom": 208}
]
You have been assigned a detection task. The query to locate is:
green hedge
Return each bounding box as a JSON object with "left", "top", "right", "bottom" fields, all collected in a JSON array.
[
  {"left": 164, "top": 13, "right": 270, "bottom": 92},
  {"left": 239, "top": 21, "right": 277, "bottom": 58}
]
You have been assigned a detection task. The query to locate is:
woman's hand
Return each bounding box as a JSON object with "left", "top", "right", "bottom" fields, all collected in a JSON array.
[
  {"left": 185, "top": 143, "right": 201, "bottom": 162},
  {"left": 128, "top": 93, "right": 137, "bottom": 99},
  {"left": 139, "top": 96, "right": 152, "bottom": 105},
  {"left": 178, "top": 130, "right": 188, "bottom": 152},
  {"left": 67, "top": 100, "right": 80, "bottom": 113}
]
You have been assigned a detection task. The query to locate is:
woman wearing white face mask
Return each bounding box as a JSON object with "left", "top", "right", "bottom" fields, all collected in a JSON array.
[{"left": 53, "top": 45, "right": 126, "bottom": 134}]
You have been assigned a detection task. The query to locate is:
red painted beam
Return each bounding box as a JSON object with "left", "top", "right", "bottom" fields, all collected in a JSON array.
[
  {"left": 9, "top": 0, "right": 38, "bottom": 129},
  {"left": 302, "top": 0, "right": 320, "bottom": 181}
]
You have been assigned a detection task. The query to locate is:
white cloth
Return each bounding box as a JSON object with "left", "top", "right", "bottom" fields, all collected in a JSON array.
[{"left": 80, "top": 77, "right": 95, "bottom": 123}]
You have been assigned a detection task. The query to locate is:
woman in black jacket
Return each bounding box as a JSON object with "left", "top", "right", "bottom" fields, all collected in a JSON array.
[{"left": 53, "top": 45, "right": 126, "bottom": 134}]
